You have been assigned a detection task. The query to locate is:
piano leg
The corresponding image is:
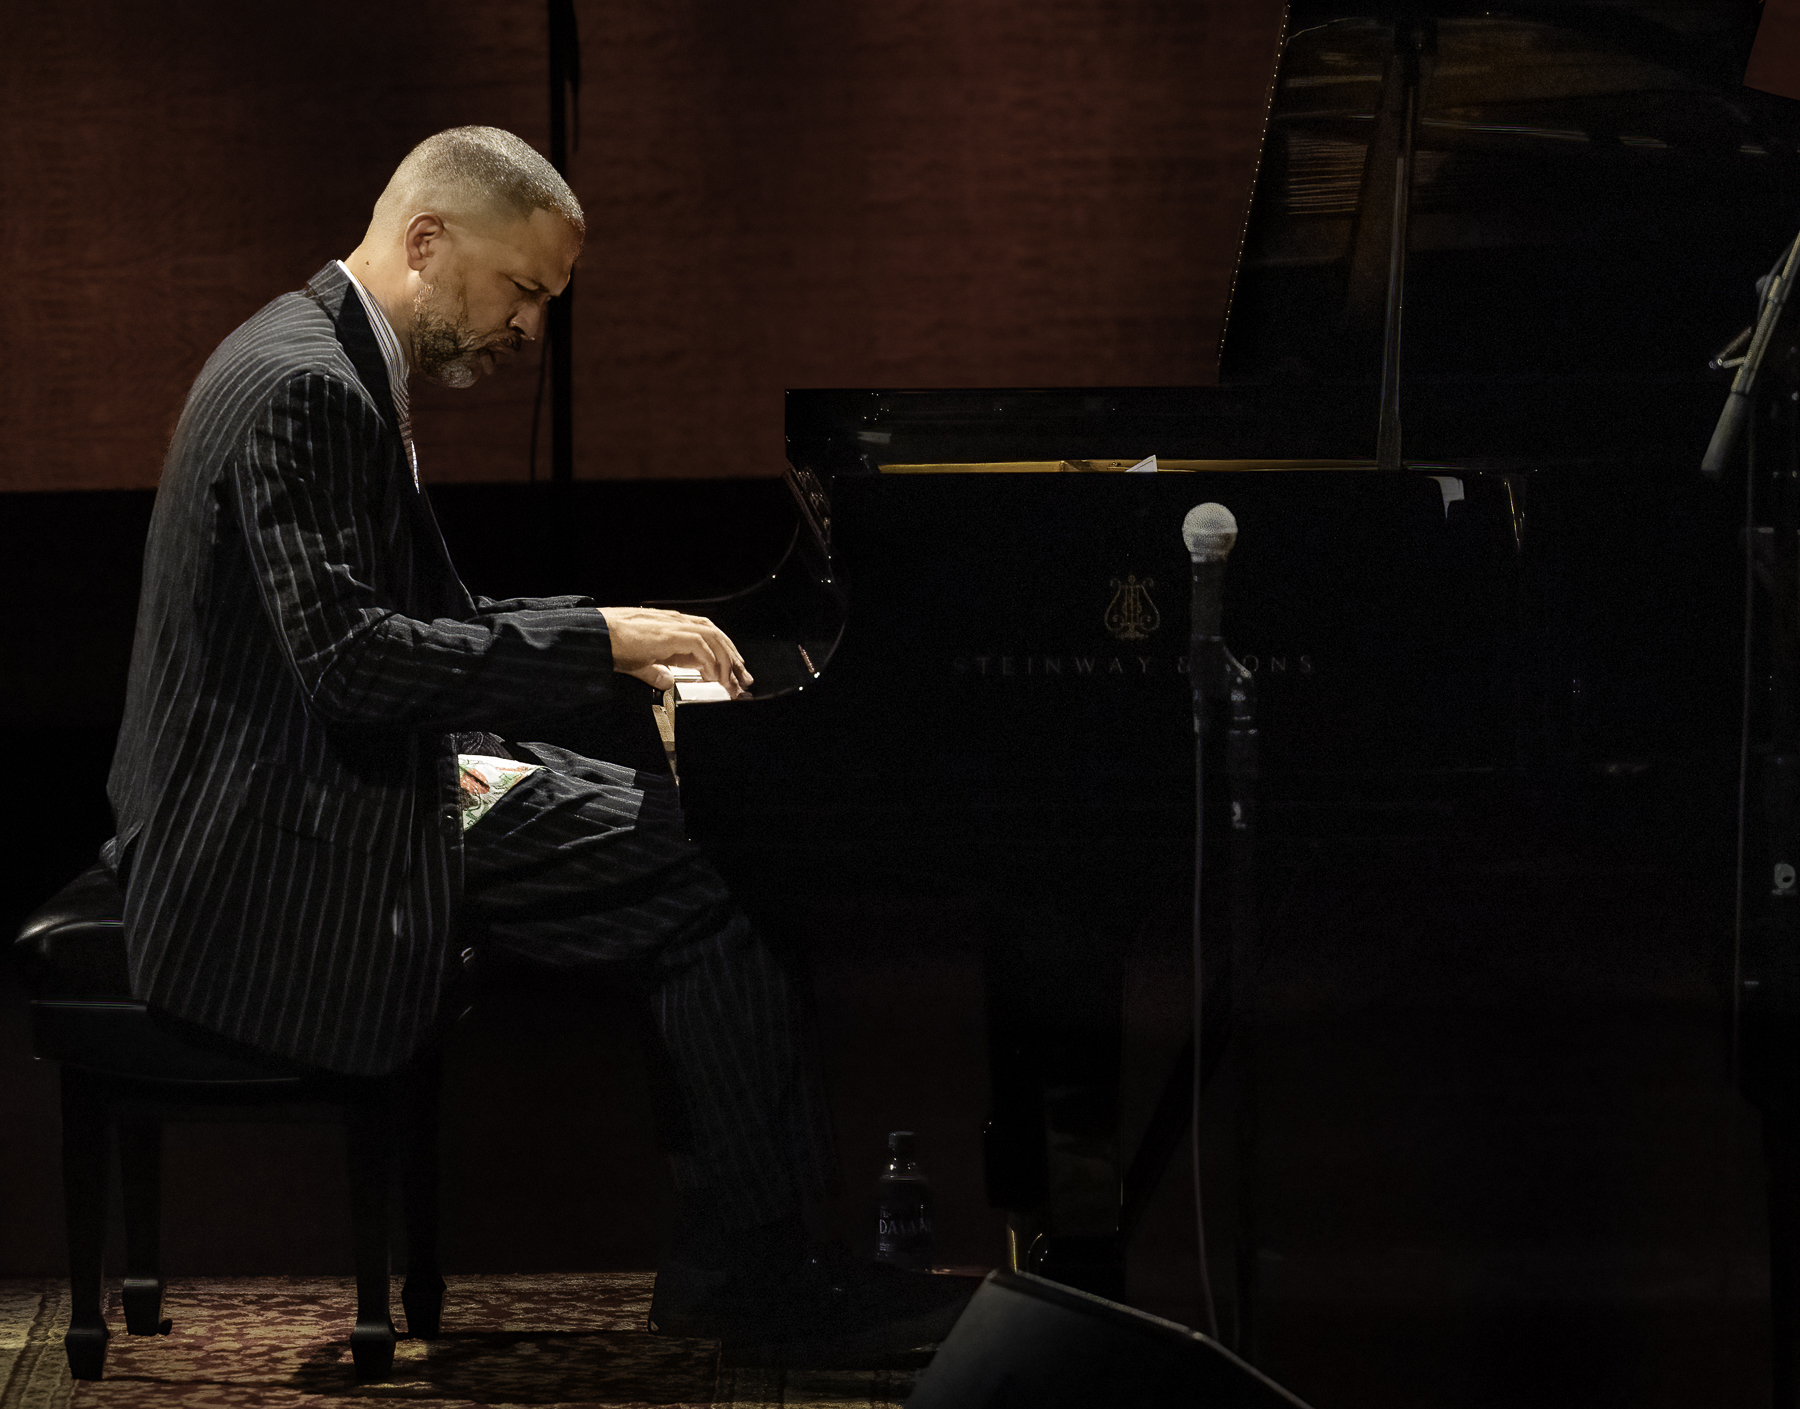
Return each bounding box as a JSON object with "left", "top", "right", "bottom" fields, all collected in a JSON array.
[
  {"left": 982, "top": 904, "right": 1127, "bottom": 1301},
  {"left": 981, "top": 826, "right": 1253, "bottom": 1328}
]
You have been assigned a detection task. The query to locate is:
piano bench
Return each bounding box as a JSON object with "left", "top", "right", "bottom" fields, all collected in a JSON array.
[{"left": 14, "top": 863, "right": 445, "bottom": 1384}]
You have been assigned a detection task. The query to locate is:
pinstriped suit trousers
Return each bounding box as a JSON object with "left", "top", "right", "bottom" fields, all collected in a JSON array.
[{"left": 460, "top": 743, "right": 838, "bottom": 1226}]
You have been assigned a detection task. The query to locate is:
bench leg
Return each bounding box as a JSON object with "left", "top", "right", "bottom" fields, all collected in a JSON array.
[
  {"left": 60, "top": 1068, "right": 111, "bottom": 1380},
  {"left": 344, "top": 1095, "right": 396, "bottom": 1380},
  {"left": 118, "top": 1115, "right": 171, "bottom": 1336},
  {"left": 397, "top": 1058, "right": 445, "bottom": 1340}
]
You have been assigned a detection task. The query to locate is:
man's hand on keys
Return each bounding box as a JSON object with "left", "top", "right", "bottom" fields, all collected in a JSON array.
[{"left": 599, "top": 607, "right": 752, "bottom": 698}]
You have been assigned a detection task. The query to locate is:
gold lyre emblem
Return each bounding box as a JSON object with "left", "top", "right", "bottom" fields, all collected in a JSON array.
[{"left": 1105, "top": 574, "right": 1161, "bottom": 641}]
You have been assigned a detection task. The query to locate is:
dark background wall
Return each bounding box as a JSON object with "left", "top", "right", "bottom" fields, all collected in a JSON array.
[{"left": 0, "top": 0, "right": 1284, "bottom": 493}]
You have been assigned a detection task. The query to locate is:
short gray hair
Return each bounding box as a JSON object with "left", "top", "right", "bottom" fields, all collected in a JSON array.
[{"left": 374, "top": 126, "right": 585, "bottom": 236}]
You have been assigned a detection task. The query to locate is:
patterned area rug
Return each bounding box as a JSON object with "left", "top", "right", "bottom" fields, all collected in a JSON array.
[{"left": 0, "top": 1275, "right": 924, "bottom": 1409}]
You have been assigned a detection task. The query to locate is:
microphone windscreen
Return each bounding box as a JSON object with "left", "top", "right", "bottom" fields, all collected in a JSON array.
[{"left": 1182, "top": 503, "right": 1238, "bottom": 562}]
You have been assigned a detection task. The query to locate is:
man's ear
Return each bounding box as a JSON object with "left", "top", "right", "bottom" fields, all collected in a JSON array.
[{"left": 403, "top": 213, "right": 448, "bottom": 274}]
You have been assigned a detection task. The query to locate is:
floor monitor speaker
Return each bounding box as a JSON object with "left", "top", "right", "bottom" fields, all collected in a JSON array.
[{"left": 908, "top": 1270, "right": 1314, "bottom": 1408}]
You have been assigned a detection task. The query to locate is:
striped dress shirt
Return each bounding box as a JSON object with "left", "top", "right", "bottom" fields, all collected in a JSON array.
[{"left": 337, "top": 261, "right": 417, "bottom": 488}]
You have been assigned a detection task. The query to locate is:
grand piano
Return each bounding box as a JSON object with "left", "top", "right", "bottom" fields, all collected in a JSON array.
[{"left": 634, "top": 0, "right": 1799, "bottom": 1315}]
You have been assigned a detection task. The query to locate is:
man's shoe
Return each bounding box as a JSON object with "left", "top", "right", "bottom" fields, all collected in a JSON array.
[{"left": 649, "top": 1245, "right": 974, "bottom": 1365}]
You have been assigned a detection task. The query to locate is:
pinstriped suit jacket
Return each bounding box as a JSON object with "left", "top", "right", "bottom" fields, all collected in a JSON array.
[{"left": 106, "top": 262, "right": 615, "bottom": 1075}]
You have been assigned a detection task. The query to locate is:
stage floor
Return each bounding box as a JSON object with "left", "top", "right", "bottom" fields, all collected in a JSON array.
[{"left": 0, "top": 1274, "right": 926, "bottom": 1409}]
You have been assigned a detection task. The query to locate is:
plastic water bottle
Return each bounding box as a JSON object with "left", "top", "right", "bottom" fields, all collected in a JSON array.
[{"left": 876, "top": 1130, "right": 934, "bottom": 1270}]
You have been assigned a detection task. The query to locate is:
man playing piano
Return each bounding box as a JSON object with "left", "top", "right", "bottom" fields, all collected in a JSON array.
[{"left": 103, "top": 125, "right": 964, "bottom": 1360}]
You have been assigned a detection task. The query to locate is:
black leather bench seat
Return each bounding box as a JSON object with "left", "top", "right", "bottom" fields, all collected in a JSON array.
[{"left": 18, "top": 862, "right": 305, "bottom": 1084}]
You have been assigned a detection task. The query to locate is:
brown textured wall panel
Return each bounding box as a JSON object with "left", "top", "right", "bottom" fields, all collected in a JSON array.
[
  {"left": 0, "top": 0, "right": 548, "bottom": 492},
  {"left": 1746, "top": 0, "right": 1800, "bottom": 100},
  {"left": 0, "top": 0, "right": 1283, "bottom": 489}
]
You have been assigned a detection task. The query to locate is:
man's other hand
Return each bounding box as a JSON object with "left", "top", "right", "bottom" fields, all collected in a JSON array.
[{"left": 599, "top": 607, "right": 752, "bottom": 698}]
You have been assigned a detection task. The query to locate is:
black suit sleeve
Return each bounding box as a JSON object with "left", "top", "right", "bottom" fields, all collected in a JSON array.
[
  {"left": 230, "top": 370, "right": 615, "bottom": 730},
  {"left": 473, "top": 593, "right": 595, "bottom": 613}
]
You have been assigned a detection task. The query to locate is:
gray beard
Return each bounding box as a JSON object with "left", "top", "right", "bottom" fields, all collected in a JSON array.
[{"left": 411, "top": 283, "right": 485, "bottom": 389}]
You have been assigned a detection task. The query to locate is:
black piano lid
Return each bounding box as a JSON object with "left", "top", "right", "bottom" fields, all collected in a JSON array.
[
  {"left": 787, "top": 4, "right": 1794, "bottom": 484},
  {"left": 785, "top": 379, "right": 1728, "bottom": 481},
  {"left": 1229, "top": 0, "right": 1797, "bottom": 386}
]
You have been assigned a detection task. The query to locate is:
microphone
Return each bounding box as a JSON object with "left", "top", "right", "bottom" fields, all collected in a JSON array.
[
  {"left": 1710, "top": 324, "right": 1754, "bottom": 371},
  {"left": 1183, "top": 502, "right": 1238, "bottom": 670},
  {"left": 1703, "top": 229, "right": 1800, "bottom": 479}
]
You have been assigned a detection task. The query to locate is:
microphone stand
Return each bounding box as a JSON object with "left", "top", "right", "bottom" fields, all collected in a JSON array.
[
  {"left": 1200, "top": 645, "right": 1258, "bottom": 1351},
  {"left": 1188, "top": 576, "right": 1258, "bottom": 1348},
  {"left": 545, "top": 0, "right": 580, "bottom": 581},
  {"left": 1703, "top": 229, "right": 1800, "bottom": 482},
  {"left": 1709, "top": 230, "right": 1800, "bottom": 1408},
  {"left": 1189, "top": 622, "right": 1224, "bottom": 1343},
  {"left": 1116, "top": 507, "right": 1261, "bottom": 1351}
]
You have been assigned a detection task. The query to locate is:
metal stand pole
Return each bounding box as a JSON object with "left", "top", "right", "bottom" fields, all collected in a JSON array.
[{"left": 546, "top": 0, "right": 580, "bottom": 579}]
